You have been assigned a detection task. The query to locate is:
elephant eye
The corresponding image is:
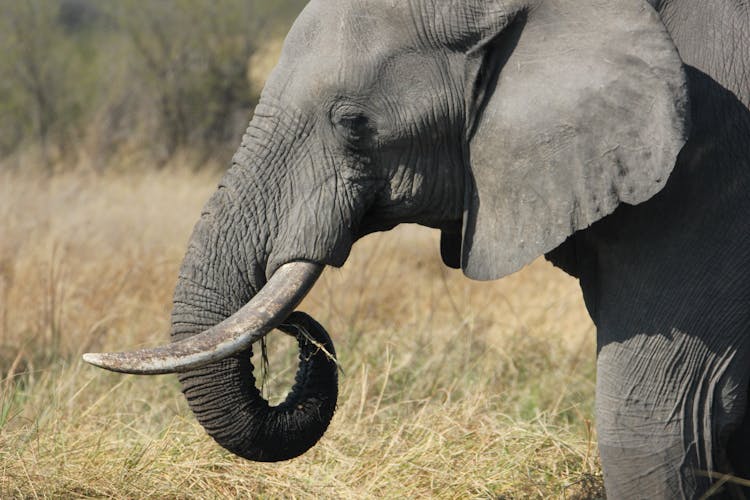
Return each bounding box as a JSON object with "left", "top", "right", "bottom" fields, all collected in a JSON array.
[{"left": 330, "top": 106, "right": 375, "bottom": 149}]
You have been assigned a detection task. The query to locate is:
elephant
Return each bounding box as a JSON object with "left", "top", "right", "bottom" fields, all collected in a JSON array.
[{"left": 83, "top": 0, "right": 750, "bottom": 497}]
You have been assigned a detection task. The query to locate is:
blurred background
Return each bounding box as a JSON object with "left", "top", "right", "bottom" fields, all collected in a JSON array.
[
  {"left": 0, "top": 0, "right": 304, "bottom": 173},
  {"left": 0, "top": 1, "right": 602, "bottom": 497}
]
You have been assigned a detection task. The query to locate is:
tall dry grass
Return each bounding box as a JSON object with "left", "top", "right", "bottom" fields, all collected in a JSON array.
[{"left": 0, "top": 167, "right": 602, "bottom": 498}]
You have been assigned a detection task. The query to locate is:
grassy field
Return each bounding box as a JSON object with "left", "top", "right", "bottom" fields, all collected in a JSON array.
[{"left": 0, "top": 167, "right": 602, "bottom": 498}]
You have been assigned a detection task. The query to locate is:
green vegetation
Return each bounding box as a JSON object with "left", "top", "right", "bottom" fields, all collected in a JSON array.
[{"left": 0, "top": 0, "right": 305, "bottom": 170}]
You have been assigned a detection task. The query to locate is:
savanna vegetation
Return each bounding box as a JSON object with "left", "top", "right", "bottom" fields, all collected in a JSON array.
[
  {"left": 0, "top": 1, "right": 604, "bottom": 497},
  {"left": 0, "top": 0, "right": 303, "bottom": 171}
]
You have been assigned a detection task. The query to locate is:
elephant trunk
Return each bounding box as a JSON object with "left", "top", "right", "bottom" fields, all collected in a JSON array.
[
  {"left": 84, "top": 156, "right": 341, "bottom": 460},
  {"left": 176, "top": 311, "right": 338, "bottom": 462},
  {"left": 167, "top": 166, "right": 341, "bottom": 462},
  {"left": 81, "top": 91, "right": 360, "bottom": 460},
  {"left": 166, "top": 199, "right": 339, "bottom": 461}
]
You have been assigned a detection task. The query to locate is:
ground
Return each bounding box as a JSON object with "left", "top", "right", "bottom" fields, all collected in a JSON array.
[{"left": 0, "top": 167, "right": 603, "bottom": 498}]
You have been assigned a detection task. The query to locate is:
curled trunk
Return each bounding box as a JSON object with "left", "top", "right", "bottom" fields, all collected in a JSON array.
[
  {"left": 176, "top": 311, "right": 338, "bottom": 462},
  {"left": 82, "top": 111, "right": 351, "bottom": 460},
  {"left": 153, "top": 148, "right": 346, "bottom": 461}
]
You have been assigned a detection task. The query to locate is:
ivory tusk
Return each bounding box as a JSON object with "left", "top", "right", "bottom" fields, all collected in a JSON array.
[{"left": 82, "top": 261, "right": 323, "bottom": 375}]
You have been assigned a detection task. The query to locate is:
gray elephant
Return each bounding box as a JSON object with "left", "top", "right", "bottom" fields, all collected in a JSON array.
[{"left": 84, "top": 0, "right": 750, "bottom": 497}]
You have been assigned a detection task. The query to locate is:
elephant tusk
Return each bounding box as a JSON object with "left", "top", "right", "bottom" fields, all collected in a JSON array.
[{"left": 82, "top": 261, "right": 324, "bottom": 375}]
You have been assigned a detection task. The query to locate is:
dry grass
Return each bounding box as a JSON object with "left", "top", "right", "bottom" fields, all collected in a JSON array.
[{"left": 0, "top": 167, "right": 602, "bottom": 498}]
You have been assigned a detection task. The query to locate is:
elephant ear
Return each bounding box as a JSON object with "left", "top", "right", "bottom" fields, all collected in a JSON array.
[{"left": 458, "top": 0, "right": 689, "bottom": 280}]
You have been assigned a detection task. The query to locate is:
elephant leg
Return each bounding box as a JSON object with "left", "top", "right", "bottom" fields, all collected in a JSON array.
[{"left": 596, "top": 331, "right": 750, "bottom": 499}]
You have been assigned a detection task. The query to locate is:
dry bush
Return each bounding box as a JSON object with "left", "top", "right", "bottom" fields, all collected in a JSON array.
[{"left": 0, "top": 167, "right": 602, "bottom": 498}]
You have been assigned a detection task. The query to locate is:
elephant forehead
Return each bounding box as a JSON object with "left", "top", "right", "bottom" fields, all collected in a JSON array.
[{"left": 279, "top": 0, "right": 416, "bottom": 79}]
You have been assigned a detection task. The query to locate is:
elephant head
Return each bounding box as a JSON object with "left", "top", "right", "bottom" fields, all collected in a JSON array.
[{"left": 84, "top": 0, "right": 688, "bottom": 462}]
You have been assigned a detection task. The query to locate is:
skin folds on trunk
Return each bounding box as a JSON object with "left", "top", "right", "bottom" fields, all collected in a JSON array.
[
  {"left": 166, "top": 164, "right": 342, "bottom": 462},
  {"left": 176, "top": 311, "right": 338, "bottom": 462}
]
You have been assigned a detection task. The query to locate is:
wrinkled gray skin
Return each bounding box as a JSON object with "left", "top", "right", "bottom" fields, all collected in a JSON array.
[{"left": 170, "top": 0, "right": 750, "bottom": 497}]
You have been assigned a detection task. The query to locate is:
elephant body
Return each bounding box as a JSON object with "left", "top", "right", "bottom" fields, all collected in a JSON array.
[
  {"left": 548, "top": 4, "right": 750, "bottom": 494},
  {"left": 89, "top": 1, "right": 750, "bottom": 497}
]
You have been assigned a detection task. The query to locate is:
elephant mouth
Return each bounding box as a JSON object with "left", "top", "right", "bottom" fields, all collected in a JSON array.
[{"left": 82, "top": 260, "right": 324, "bottom": 374}]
